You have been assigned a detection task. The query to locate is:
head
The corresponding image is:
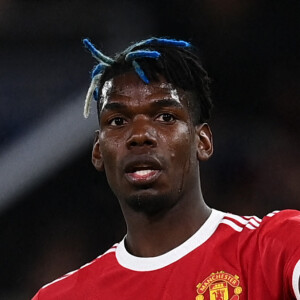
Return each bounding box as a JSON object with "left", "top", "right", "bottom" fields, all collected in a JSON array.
[{"left": 84, "top": 37, "right": 213, "bottom": 215}]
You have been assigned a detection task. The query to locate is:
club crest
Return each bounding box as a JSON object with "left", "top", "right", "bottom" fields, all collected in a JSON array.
[{"left": 196, "top": 271, "right": 243, "bottom": 300}]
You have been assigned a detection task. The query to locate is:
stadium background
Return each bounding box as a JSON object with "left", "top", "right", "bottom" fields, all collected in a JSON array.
[{"left": 0, "top": 0, "right": 299, "bottom": 298}]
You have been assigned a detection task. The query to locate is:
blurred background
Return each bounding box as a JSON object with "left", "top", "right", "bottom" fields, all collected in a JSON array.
[{"left": 0, "top": 0, "right": 299, "bottom": 298}]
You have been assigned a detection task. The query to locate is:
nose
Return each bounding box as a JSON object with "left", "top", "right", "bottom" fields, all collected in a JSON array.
[{"left": 126, "top": 116, "right": 157, "bottom": 149}]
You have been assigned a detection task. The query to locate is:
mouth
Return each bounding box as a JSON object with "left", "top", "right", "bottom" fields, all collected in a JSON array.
[
  {"left": 125, "top": 169, "right": 162, "bottom": 185},
  {"left": 124, "top": 157, "right": 163, "bottom": 186}
]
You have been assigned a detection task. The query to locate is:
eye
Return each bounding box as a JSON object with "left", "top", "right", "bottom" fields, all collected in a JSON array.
[
  {"left": 156, "top": 113, "right": 176, "bottom": 123},
  {"left": 109, "top": 117, "right": 127, "bottom": 126}
]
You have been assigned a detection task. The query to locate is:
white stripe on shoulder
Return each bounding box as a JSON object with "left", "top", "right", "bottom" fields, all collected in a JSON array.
[
  {"left": 41, "top": 244, "right": 118, "bottom": 290},
  {"left": 266, "top": 210, "right": 280, "bottom": 217},
  {"left": 248, "top": 218, "right": 261, "bottom": 227},
  {"left": 103, "top": 243, "right": 118, "bottom": 254},
  {"left": 292, "top": 260, "right": 300, "bottom": 300},
  {"left": 226, "top": 213, "right": 248, "bottom": 225},
  {"left": 224, "top": 213, "right": 262, "bottom": 230},
  {"left": 243, "top": 215, "right": 262, "bottom": 223},
  {"left": 42, "top": 270, "right": 77, "bottom": 289},
  {"left": 220, "top": 218, "right": 243, "bottom": 232},
  {"left": 245, "top": 223, "right": 256, "bottom": 230}
]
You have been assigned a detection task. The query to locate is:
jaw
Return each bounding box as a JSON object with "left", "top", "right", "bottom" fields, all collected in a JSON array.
[{"left": 122, "top": 189, "right": 180, "bottom": 217}]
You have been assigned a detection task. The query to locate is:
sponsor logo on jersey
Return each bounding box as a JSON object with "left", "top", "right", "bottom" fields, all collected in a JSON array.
[{"left": 195, "top": 271, "right": 242, "bottom": 300}]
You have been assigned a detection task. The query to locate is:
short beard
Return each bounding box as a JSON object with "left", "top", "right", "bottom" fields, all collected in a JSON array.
[{"left": 125, "top": 193, "right": 176, "bottom": 216}]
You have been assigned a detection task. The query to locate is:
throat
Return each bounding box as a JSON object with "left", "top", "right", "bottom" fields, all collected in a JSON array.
[{"left": 125, "top": 205, "right": 212, "bottom": 257}]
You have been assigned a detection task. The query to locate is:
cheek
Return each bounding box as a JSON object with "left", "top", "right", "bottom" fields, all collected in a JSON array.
[
  {"left": 99, "top": 139, "right": 121, "bottom": 188},
  {"left": 99, "top": 133, "right": 120, "bottom": 169},
  {"left": 100, "top": 130, "right": 122, "bottom": 150},
  {"left": 167, "top": 124, "right": 192, "bottom": 161}
]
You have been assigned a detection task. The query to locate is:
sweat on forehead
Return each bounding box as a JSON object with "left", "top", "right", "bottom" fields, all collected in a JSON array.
[{"left": 98, "top": 73, "right": 182, "bottom": 112}]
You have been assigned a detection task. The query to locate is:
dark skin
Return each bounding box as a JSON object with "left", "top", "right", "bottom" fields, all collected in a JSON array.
[
  {"left": 92, "top": 72, "right": 300, "bottom": 294},
  {"left": 92, "top": 71, "right": 213, "bottom": 257}
]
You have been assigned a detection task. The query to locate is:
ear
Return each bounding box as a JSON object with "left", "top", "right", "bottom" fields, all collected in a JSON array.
[
  {"left": 92, "top": 130, "right": 104, "bottom": 171},
  {"left": 195, "top": 123, "right": 213, "bottom": 161}
]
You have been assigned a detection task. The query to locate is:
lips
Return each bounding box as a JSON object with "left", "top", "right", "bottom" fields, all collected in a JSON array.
[
  {"left": 125, "top": 169, "right": 161, "bottom": 185},
  {"left": 123, "top": 156, "right": 162, "bottom": 185}
]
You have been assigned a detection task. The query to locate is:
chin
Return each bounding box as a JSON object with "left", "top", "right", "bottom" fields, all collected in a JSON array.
[{"left": 125, "top": 191, "right": 176, "bottom": 216}]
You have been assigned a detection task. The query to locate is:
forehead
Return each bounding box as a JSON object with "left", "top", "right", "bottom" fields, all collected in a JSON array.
[{"left": 100, "top": 72, "right": 185, "bottom": 104}]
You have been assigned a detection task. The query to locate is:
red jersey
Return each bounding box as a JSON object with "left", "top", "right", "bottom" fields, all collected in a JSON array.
[{"left": 33, "top": 209, "right": 300, "bottom": 299}]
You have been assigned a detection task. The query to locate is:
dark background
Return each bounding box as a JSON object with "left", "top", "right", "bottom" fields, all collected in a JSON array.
[{"left": 0, "top": 0, "right": 299, "bottom": 298}]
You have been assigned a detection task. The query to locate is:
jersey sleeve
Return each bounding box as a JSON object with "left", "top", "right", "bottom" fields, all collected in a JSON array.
[
  {"left": 258, "top": 210, "right": 300, "bottom": 299},
  {"left": 32, "top": 291, "right": 40, "bottom": 300}
]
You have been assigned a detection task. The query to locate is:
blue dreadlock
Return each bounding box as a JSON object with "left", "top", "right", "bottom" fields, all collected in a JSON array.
[
  {"left": 131, "top": 61, "right": 150, "bottom": 84},
  {"left": 82, "top": 37, "right": 192, "bottom": 118},
  {"left": 83, "top": 39, "right": 114, "bottom": 65},
  {"left": 125, "top": 37, "right": 191, "bottom": 53},
  {"left": 125, "top": 50, "right": 161, "bottom": 84},
  {"left": 143, "top": 37, "right": 191, "bottom": 47},
  {"left": 125, "top": 50, "right": 161, "bottom": 61}
]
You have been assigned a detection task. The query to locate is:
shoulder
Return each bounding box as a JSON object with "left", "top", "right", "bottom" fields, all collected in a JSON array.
[
  {"left": 32, "top": 244, "right": 118, "bottom": 300},
  {"left": 220, "top": 209, "right": 300, "bottom": 234},
  {"left": 257, "top": 210, "right": 300, "bottom": 298},
  {"left": 222, "top": 210, "right": 300, "bottom": 298},
  {"left": 218, "top": 209, "right": 300, "bottom": 254},
  {"left": 262, "top": 209, "right": 300, "bottom": 225},
  {"left": 258, "top": 209, "right": 300, "bottom": 240}
]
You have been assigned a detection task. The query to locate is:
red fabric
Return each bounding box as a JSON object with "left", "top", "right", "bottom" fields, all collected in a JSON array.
[{"left": 33, "top": 210, "right": 300, "bottom": 299}]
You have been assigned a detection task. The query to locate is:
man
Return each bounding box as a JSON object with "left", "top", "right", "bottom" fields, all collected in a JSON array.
[{"left": 33, "top": 37, "right": 300, "bottom": 299}]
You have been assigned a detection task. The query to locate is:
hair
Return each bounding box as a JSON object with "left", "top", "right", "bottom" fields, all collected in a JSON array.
[{"left": 83, "top": 37, "right": 213, "bottom": 125}]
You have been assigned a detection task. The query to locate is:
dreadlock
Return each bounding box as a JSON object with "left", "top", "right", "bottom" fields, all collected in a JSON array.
[{"left": 83, "top": 37, "right": 212, "bottom": 125}]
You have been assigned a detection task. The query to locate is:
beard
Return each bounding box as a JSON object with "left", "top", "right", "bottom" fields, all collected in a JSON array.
[{"left": 124, "top": 190, "right": 180, "bottom": 216}]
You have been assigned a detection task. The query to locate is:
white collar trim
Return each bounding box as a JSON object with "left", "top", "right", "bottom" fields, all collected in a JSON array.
[{"left": 116, "top": 209, "right": 225, "bottom": 271}]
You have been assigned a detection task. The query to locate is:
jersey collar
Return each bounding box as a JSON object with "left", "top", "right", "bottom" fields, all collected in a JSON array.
[{"left": 116, "top": 209, "right": 225, "bottom": 271}]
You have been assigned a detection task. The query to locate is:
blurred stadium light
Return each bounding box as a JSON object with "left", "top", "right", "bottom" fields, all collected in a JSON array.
[{"left": 0, "top": 93, "right": 97, "bottom": 211}]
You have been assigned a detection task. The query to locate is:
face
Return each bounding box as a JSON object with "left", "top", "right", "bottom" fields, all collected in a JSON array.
[{"left": 92, "top": 72, "right": 212, "bottom": 215}]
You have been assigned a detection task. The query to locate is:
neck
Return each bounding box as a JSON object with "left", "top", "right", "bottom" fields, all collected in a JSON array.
[{"left": 123, "top": 191, "right": 211, "bottom": 257}]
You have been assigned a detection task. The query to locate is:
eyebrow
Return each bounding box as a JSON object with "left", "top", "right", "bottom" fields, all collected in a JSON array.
[
  {"left": 102, "top": 102, "right": 127, "bottom": 112},
  {"left": 102, "top": 98, "right": 183, "bottom": 113},
  {"left": 150, "top": 98, "right": 183, "bottom": 109}
]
